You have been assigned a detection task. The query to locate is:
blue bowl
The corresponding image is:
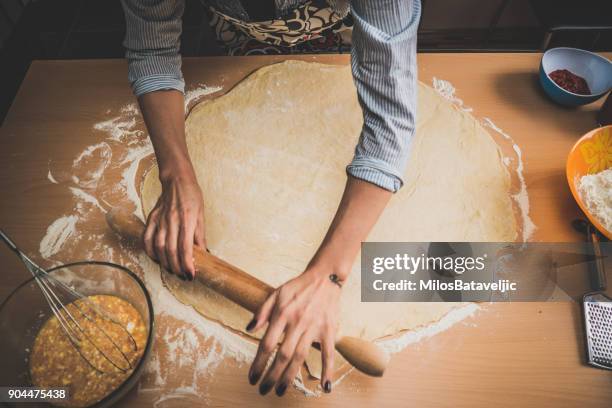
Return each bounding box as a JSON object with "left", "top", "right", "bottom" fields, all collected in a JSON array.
[{"left": 539, "top": 47, "right": 612, "bottom": 107}]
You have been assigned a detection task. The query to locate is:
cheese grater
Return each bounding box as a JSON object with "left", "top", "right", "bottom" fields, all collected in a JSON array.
[{"left": 580, "top": 220, "right": 612, "bottom": 370}]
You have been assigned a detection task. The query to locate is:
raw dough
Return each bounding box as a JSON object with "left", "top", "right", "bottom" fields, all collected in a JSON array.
[{"left": 141, "top": 61, "right": 517, "bottom": 377}]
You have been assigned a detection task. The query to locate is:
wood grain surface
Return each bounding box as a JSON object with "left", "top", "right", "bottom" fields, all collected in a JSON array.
[{"left": 0, "top": 53, "right": 611, "bottom": 407}]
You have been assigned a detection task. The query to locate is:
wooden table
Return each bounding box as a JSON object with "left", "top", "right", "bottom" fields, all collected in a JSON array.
[{"left": 1, "top": 54, "right": 611, "bottom": 407}]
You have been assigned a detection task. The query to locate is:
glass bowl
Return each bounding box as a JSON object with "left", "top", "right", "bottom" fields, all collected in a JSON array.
[{"left": 0, "top": 261, "right": 155, "bottom": 407}]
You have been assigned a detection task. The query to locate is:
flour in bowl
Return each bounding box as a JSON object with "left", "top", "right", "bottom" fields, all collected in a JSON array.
[{"left": 578, "top": 168, "right": 612, "bottom": 232}]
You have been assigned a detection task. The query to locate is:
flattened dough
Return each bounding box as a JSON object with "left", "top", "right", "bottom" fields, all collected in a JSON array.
[{"left": 141, "top": 61, "right": 517, "bottom": 377}]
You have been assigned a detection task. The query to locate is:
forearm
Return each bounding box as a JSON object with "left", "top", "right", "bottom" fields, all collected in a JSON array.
[
  {"left": 308, "top": 176, "right": 392, "bottom": 280},
  {"left": 138, "top": 90, "right": 194, "bottom": 181}
]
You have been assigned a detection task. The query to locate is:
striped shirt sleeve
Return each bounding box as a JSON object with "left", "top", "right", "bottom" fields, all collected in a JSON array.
[
  {"left": 347, "top": 0, "right": 421, "bottom": 192},
  {"left": 120, "top": 0, "right": 185, "bottom": 97}
]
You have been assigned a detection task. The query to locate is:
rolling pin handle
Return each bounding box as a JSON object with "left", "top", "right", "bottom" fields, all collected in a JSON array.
[{"left": 335, "top": 336, "right": 389, "bottom": 377}]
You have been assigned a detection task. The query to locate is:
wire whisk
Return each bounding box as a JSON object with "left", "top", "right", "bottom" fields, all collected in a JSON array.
[{"left": 0, "top": 229, "right": 138, "bottom": 374}]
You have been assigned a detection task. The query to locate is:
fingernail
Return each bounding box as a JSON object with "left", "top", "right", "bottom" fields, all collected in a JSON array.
[
  {"left": 206, "top": 248, "right": 211, "bottom": 253},
  {"left": 246, "top": 318, "right": 257, "bottom": 332},
  {"left": 324, "top": 380, "right": 332, "bottom": 393},
  {"left": 188, "top": 272, "right": 195, "bottom": 281},
  {"left": 275, "top": 383, "right": 287, "bottom": 397},
  {"left": 259, "top": 381, "right": 273, "bottom": 395},
  {"left": 248, "top": 369, "right": 260, "bottom": 385}
]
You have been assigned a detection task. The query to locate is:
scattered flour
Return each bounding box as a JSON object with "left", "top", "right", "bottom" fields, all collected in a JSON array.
[
  {"left": 184, "top": 85, "right": 222, "bottom": 112},
  {"left": 121, "top": 144, "right": 154, "bottom": 220},
  {"left": 47, "top": 160, "right": 60, "bottom": 184},
  {"left": 432, "top": 77, "right": 473, "bottom": 112},
  {"left": 39, "top": 103, "right": 150, "bottom": 261},
  {"left": 432, "top": 77, "right": 535, "bottom": 241},
  {"left": 136, "top": 253, "right": 261, "bottom": 401},
  {"left": 72, "top": 142, "right": 111, "bottom": 168},
  {"left": 378, "top": 304, "right": 479, "bottom": 354},
  {"left": 39, "top": 215, "right": 78, "bottom": 258},
  {"left": 511, "top": 143, "right": 536, "bottom": 240},
  {"left": 72, "top": 142, "right": 113, "bottom": 189},
  {"left": 482, "top": 117, "right": 511, "bottom": 140},
  {"left": 47, "top": 170, "right": 59, "bottom": 184},
  {"left": 138, "top": 253, "right": 256, "bottom": 363},
  {"left": 483, "top": 120, "right": 536, "bottom": 241},
  {"left": 578, "top": 168, "right": 612, "bottom": 232},
  {"left": 94, "top": 115, "right": 141, "bottom": 143},
  {"left": 69, "top": 187, "right": 107, "bottom": 213},
  {"left": 121, "top": 103, "right": 139, "bottom": 116}
]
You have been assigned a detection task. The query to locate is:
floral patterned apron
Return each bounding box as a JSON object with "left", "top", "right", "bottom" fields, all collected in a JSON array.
[{"left": 206, "top": 0, "right": 353, "bottom": 55}]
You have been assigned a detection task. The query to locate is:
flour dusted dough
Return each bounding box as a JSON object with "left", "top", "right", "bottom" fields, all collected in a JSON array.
[{"left": 141, "top": 61, "right": 517, "bottom": 377}]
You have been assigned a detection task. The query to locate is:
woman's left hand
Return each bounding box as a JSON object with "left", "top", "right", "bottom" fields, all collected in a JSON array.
[
  {"left": 246, "top": 176, "right": 392, "bottom": 397},
  {"left": 246, "top": 264, "right": 343, "bottom": 396}
]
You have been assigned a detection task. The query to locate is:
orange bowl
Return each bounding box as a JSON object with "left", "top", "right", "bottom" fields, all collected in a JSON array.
[{"left": 566, "top": 125, "right": 612, "bottom": 239}]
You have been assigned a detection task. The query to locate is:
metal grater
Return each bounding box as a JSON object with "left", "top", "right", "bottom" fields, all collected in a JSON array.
[
  {"left": 578, "top": 219, "right": 612, "bottom": 371},
  {"left": 583, "top": 293, "right": 612, "bottom": 369}
]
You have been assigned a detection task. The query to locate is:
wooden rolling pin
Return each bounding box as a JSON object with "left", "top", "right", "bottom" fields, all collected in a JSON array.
[{"left": 106, "top": 207, "right": 389, "bottom": 377}]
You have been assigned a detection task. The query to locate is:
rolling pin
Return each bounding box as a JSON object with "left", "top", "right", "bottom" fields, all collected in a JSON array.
[{"left": 106, "top": 207, "right": 389, "bottom": 377}]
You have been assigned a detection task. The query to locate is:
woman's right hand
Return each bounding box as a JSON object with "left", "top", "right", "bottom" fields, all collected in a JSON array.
[{"left": 143, "top": 168, "right": 206, "bottom": 280}]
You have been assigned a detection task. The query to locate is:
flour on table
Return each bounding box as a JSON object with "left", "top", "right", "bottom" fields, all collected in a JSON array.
[
  {"left": 47, "top": 168, "right": 59, "bottom": 184},
  {"left": 93, "top": 112, "right": 141, "bottom": 143},
  {"left": 184, "top": 85, "right": 222, "bottom": 112},
  {"left": 432, "top": 78, "right": 535, "bottom": 242},
  {"left": 136, "top": 253, "right": 259, "bottom": 401},
  {"left": 432, "top": 77, "right": 473, "bottom": 112},
  {"left": 38, "top": 102, "right": 151, "bottom": 263},
  {"left": 39, "top": 215, "right": 78, "bottom": 258},
  {"left": 482, "top": 118, "right": 535, "bottom": 241},
  {"left": 121, "top": 103, "right": 139, "bottom": 116},
  {"left": 69, "top": 187, "right": 107, "bottom": 214},
  {"left": 121, "top": 144, "right": 154, "bottom": 220},
  {"left": 378, "top": 303, "right": 480, "bottom": 354},
  {"left": 71, "top": 142, "right": 112, "bottom": 189}
]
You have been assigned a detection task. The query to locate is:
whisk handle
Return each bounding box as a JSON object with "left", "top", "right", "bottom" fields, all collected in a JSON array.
[{"left": 0, "top": 229, "right": 22, "bottom": 255}]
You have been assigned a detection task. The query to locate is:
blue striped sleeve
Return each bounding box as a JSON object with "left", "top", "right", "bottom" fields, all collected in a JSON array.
[
  {"left": 348, "top": 0, "right": 421, "bottom": 192},
  {"left": 120, "top": 0, "right": 185, "bottom": 97}
]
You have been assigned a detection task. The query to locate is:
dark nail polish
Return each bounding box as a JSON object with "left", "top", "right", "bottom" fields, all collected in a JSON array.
[
  {"left": 248, "top": 369, "right": 259, "bottom": 385},
  {"left": 206, "top": 248, "right": 211, "bottom": 253},
  {"left": 188, "top": 272, "right": 194, "bottom": 281},
  {"left": 324, "top": 380, "right": 332, "bottom": 393},
  {"left": 259, "top": 381, "right": 273, "bottom": 395},
  {"left": 246, "top": 318, "right": 257, "bottom": 332},
  {"left": 275, "top": 383, "right": 287, "bottom": 397}
]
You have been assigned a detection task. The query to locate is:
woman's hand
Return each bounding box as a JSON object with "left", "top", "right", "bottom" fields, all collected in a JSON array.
[
  {"left": 137, "top": 89, "right": 206, "bottom": 280},
  {"left": 246, "top": 264, "right": 344, "bottom": 396},
  {"left": 246, "top": 177, "right": 392, "bottom": 397},
  {"left": 143, "top": 169, "right": 206, "bottom": 280}
]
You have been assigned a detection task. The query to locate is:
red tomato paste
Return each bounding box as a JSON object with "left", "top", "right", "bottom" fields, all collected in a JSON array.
[{"left": 549, "top": 69, "right": 591, "bottom": 95}]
